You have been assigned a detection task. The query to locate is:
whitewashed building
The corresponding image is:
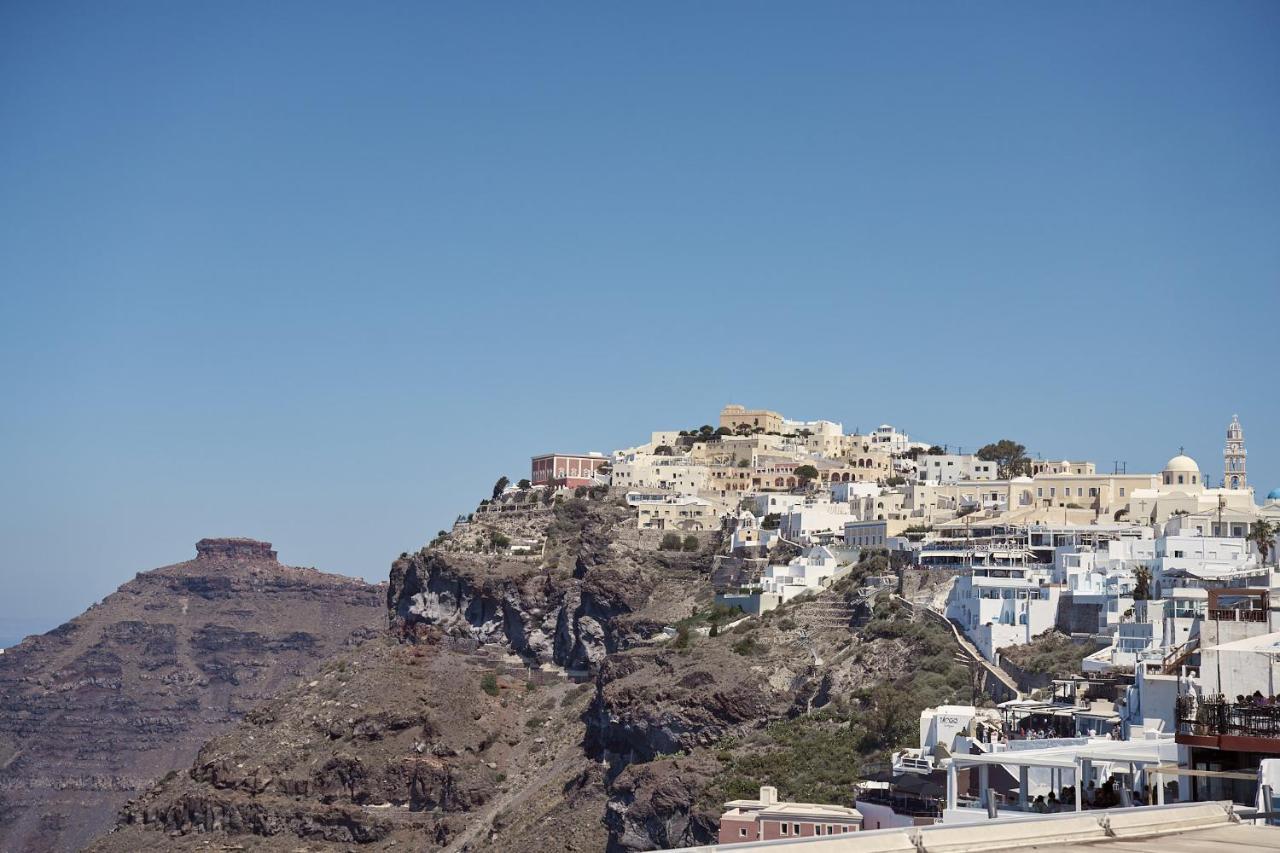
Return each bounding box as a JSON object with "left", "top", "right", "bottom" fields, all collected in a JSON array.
[
  {"left": 779, "top": 500, "right": 858, "bottom": 544},
  {"left": 916, "top": 454, "right": 998, "bottom": 484},
  {"left": 946, "top": 564, "right": 1061, "bottom": 660},
  {"left": 716, "top": 546, "right": 847, "bottom": 615}
]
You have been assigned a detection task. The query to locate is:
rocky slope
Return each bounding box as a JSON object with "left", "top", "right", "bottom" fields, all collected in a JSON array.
[
  {"left": 0, "top": 538, "right": 384, "bottom": 853},
  {"left": 89, "top": 498, "right": 973, "bottom": 852},
  {"left": 388, "top": 500, "right": 704, "bottom": 669}
]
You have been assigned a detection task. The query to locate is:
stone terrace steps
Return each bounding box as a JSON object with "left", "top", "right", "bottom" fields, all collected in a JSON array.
[{"left": 792, "top": 596, "right": 858, "bottom": 630}]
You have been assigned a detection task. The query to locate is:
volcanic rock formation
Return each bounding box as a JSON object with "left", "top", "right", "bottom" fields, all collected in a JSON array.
[
  {"left": 0, "top": 538, "right": 383, "bottom": 853},
  {"left": 87, "top": 499, "right": 972, "bottom": 852}
]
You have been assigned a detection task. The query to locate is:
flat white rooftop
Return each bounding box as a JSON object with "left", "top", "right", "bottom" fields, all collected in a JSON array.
[{"left": 673, "top": 801, "right": 1279, "bottom": 852}]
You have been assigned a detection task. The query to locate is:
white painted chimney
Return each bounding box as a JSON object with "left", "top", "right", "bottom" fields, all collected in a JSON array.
[{"left": 759, "top": 786, "right": 778, "bottom": 805}]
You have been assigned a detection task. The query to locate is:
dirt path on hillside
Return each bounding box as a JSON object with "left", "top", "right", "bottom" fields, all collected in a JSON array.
[{"left": 443, "top": 725, "right": 590, "bottom": 852}]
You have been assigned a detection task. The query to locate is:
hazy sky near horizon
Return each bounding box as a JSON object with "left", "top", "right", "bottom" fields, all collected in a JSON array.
[{"left": 1, "top": 2, "right": 1278, "bottom": 642}]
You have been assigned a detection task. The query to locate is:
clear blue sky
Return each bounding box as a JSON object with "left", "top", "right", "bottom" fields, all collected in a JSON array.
[{"left": 2, "top": 2, "right": 1277, "bottom": 643}]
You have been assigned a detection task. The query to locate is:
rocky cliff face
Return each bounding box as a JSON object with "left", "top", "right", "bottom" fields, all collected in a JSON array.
[
  {"left": 88, "top": 501, "right": 719, "bottom": 852},
  {"left": 0, "top": 538, "right": 383, "bottom": 853},
  {"left": 388, "top": 501, "right": 704, "bottom": 671},
  {"left": 87, "top": 501, "right": 970, "bottom": 853}
]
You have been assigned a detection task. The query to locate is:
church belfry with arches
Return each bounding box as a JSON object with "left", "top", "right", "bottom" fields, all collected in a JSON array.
[{"left": 1224, "top": 414, "right": 1246, "bottom": 490}]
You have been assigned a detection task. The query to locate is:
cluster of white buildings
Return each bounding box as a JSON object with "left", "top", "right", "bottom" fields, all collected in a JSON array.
[
  {"left": 609, "top": 410, "right": 1280, "bottom": 748},
  {"left": 531, "top": 409, "right": 1280, "bottom": 741},
  {"left": 587, "top": 412, "right": 1280, "bottom": 845},
  {"left": 602, "top": 408, "right": 1280, "bottom": 634},
  {"left": 606, "top": 405, "right": 936, "bottom": 613},
  {"left": 517, "top": 409, "right": 1280, "bottom": 843}
]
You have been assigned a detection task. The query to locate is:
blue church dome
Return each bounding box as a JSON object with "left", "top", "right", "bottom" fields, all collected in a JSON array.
[{"left": 1268, "top": 487, "right": 1280, "bottom": 502}]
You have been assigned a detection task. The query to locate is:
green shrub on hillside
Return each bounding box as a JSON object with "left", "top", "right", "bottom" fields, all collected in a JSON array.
[
  {"left": 546, "top": 499, "right": 590, "bottom": 540},
  {"left": 702, "top": 715, "right": 867, "bottom": 809},
  {"left": 702, "top": 597, "right": 979, "bottom": 813},
  {"left": 999, "top": 631, "right": 1095, "bottom": 679}
]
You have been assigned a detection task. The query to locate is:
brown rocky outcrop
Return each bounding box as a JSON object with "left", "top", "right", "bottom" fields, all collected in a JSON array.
[
  {"left": 586, "top": 645, "right": 806, "bottom": 763},
  {"left": 388, "top": 501, "right": 708, "bottom": 671},
  {"left": 0, "top": 539, "right": 383, "bottom": 853},
  {"left": 604, "top": 755, "right": 720, "bottom": 852}
]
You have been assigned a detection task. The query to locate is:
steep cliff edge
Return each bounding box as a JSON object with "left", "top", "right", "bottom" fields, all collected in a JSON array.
[{"left": 0, "top": 538, "right": 383, "bottom": 853}]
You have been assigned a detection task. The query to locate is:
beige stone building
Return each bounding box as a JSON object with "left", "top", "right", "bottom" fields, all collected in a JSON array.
[
  {"left": 628, "top": 493, "right": 719, "bottom": 531},
  {"left": 838, "top": 436, "right": 894, "bottom": 481},
  {"left": 690, "top": 434, "right": 787, "bottom": 467},
  {"left": 610, "top": 454, "right": 710, "bottom": 493},
  {"left": 1029, "top": 459, "right": 1096, "bottom": 476},
  {"left": 1028, "top": 471, "right": 1158, "bottom": 515},
  {"left": 719, "top": 404, "right": 785, "bottom": 434},
  {"left": 903, "top": 469, "right": 1156, "bottom": 520},
  {"left": 1127, "top": 453, "right": 1258, "bottom": 525}
]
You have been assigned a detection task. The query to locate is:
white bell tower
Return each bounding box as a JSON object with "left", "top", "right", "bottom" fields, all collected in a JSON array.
[{"left": 1224, "top": 414, "right": 1246, "bottom": 490}]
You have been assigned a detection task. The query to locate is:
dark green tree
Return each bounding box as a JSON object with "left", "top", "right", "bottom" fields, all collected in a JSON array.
[
  {"left": 492, "top": 476, "right": 510, "bottom": 499},
  {"left": 976, "top": 440, "right": 1031, "bottom": 479},
  {"left": 794, "top": 464, "right": 820, "bottom": 487}
]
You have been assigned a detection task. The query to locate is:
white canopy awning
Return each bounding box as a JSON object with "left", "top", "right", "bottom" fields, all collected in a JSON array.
[{"left": 951, "top": 739, "right": 1170, "bottom": 771}]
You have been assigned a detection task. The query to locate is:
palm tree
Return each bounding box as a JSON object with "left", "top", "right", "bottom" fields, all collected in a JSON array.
[{"left": 1249, "top": 519, "right": 1276, "bottom": 566}]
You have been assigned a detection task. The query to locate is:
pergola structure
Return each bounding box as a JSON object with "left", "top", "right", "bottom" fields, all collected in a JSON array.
[{"left": 946, "top": 739, "right": 1175, "bottom": 813}]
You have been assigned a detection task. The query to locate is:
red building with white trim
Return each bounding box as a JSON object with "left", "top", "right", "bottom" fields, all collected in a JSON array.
[
  {"left": 531, "top": 453, "right": 609, "bottom": 489},
  {"left": 718, "top": 786, "right": 862, "bottom": 843}
]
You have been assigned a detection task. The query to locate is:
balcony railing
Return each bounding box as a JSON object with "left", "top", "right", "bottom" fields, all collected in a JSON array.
[
  {"left": 1208, "top": 608, "right": 1266, "bottom": 623},
  {"left": 1176, "top": 695, "right": 1280, "bottom": 739},
  {"left": 854, "top": 789, "right": 942, "bottom": 818}
]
